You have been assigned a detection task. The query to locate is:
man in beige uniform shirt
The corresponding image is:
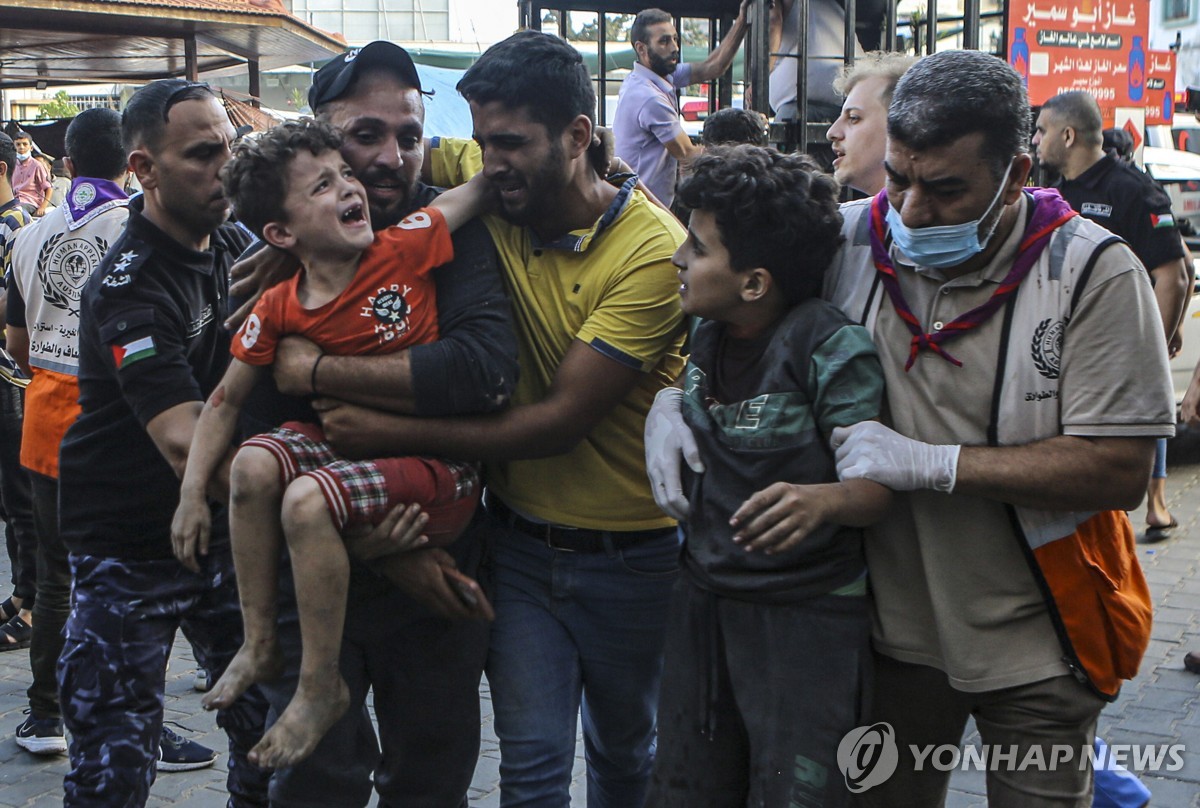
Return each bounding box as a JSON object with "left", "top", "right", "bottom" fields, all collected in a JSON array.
[{"left": 647, "top": 50, "right": 1172, "bottom": 806}]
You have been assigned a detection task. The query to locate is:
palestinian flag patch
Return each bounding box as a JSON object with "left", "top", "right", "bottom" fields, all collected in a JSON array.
[
  {"left": 112, "top": 336, "right": 156, "bottom": 369},
  {"left": 1151, "top": 212, "right": 1176, "bottom": 229}
]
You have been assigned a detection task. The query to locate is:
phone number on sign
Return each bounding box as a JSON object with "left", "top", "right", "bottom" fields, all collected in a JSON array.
[{"left": 1057, "top": 86, "right": 1116, "bottom": 101}]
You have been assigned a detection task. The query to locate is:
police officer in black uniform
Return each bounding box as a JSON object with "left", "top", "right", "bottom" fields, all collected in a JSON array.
[
  {"left": 1033, "top": 89, "right": 1191, "bottom": 541},
  {"left": 56, "top": 80, "right": 270, "bottom": 807}
]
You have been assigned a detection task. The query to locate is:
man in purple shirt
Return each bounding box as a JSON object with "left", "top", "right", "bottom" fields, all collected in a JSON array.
[
  {"left": 11, "top": 133, "right": 51, "bottom": 217},
  {"left": 613, "top": 4, "right": 749, "bottom": 207}
]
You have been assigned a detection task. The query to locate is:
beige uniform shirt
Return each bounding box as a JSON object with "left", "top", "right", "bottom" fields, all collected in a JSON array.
[{"left": 827, "top": 197, "right": 1173, "bottom": 692}]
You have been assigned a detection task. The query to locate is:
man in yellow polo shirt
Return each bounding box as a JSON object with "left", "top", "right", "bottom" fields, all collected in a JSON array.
[{"left": 304, "top": 30, "right": 686, "bottom": 808}]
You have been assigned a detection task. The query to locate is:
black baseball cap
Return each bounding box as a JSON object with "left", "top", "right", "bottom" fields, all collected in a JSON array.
[{"left": 308, "top": 41, "right": 431, "bottom": 110}]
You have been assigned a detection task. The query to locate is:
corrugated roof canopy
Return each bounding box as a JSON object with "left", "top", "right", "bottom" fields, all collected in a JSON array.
[{"left": 0, "top": 0, "right": 345, "bottom": 90}]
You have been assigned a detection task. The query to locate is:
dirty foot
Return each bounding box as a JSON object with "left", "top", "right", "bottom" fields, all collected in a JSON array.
[
  {"left": 248, "top": 673, "right": 350, "bottom": 769},
  {"left": 202, "top": 639, "right": 284, "bottom": 711}
]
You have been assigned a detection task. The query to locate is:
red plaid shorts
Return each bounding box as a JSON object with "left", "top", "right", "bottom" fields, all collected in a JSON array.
[{"left": 240, "top": 421, "right": 480, "bottom": 544}]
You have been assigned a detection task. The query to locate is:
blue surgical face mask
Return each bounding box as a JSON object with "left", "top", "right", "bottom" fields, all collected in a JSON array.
[
  {"left": 885, "top": 161, "right": 1014, "bottom": 269},
  {"left": 13, "top": 151, "right": 29, "bottom": 162}
]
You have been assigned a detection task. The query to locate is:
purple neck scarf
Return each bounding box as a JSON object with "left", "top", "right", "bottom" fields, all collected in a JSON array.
[{"left": 64, "top": 178, "right": 129, "bottom": 231}]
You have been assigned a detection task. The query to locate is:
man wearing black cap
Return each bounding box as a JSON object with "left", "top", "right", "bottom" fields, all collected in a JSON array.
[
  {"left": 308, "top": 32, "right": 686, "bottom": 807},
  {"left": 231, "top": 41, "right": 517, "bottom": 808}
]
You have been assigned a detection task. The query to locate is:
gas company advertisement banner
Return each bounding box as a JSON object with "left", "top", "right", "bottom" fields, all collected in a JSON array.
[
  {"left": 1008, "top": 0, "right": 1150, "bottom": 116},
  {"left": 1145, "top": 49, "right": 1175, "bottom": 125}
]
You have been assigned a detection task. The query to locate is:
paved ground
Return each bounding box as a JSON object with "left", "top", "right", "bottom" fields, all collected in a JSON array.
[{"left": 4, "top": 444, "right": 1200, "bottom": 805}]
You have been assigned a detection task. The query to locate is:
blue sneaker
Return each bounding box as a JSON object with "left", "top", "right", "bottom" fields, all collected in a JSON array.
[
  {"left": 157, "top": 724, "right": 217, "bottom": 772},
  {"left": 14, "top": 711, "right": 66, "bottom": 755}
]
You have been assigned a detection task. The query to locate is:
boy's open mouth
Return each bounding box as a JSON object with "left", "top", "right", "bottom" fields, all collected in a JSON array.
[{"left": 341, "top": 203, "right": 365, "bottom": 224}]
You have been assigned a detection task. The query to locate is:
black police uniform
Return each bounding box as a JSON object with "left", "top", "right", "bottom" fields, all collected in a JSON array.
[
  {"left": 57, "top": 196, "right": 270, "bottom": 807},
  {"left": 1057, "top": 153, "right": 1185, "bottom": 272},
  {"left": 1057, "top": 151, "right": 1184, "bottom": 528}
]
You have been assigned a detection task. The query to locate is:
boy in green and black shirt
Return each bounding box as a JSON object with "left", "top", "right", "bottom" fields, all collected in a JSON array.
[{"left": 647, "top": 145, "right": 890, "bottom": 807}]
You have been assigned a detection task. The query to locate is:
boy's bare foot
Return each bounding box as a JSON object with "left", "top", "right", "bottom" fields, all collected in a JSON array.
[
  {"left": 202, "top": 640, "right": 284, "bottom": 711},
  {"left": 248, "top": 674, "right": 350, "bottom": 769}
]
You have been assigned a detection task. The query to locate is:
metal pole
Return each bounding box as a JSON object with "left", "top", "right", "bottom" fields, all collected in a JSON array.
[
  {"left": 185, "top": 34, "right": 198, "bottom": 81},
  {"left": 248, "top": 59, "right": 261, "bottom": 108},
  {"left": 844, "top": 0, "right": 857, "bottom": 68},
  {"left": 796, "top": 0, "right": 809, "bottom": 150},
  {"left": 718, "top": 14, "right": 732, "bottom": 109},
  {"left": 925, "top": 0, "right": 937, "bottom": 54},
  {"left": 883, "top": 0, "right": 897, "bottom": 51},
  {"left": 963, "top": 0, "right": 980, "bottom": 51},
  {"left": 750, "top": 0, "right": 771, "bottom": 119},
  {"left": 709, "top": 16, "right": 718, "bottom": 113},
  {"left": 598, "top": 11, "right": 607, "bottom": 125},
  {"left": 672, "top": 13, "right": 684, "bottom": 120}
]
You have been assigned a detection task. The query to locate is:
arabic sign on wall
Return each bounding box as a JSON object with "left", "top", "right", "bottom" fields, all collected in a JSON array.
[
  {"left": 1008, "top": 0, "right": 1150, "bottom": 118},
  {"left": 1145, "top": 48, "right": 1176, "bottom": 125}
]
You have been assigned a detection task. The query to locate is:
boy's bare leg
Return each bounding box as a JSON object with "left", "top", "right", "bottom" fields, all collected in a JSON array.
[
  {"left": 203, "top": 446, "right": 288, "bottom": 710},
  {"left": 249, "top": 475, "right": 351, "bottom": 769}
]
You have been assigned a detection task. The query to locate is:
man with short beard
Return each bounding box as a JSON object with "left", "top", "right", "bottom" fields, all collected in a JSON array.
[
  {"left": 230, "top": 42, "right": 518, "bottom": 808},
  {"left": 613, "top": 4, "right": 748, "bottom": 207},
  {"left": 311, "top": 31, "right": 687, "bottom": 808}
]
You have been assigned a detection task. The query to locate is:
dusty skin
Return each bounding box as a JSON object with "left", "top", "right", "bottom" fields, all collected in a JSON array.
[
  {"left": 201, "top": 637, "right": 285, "bottom": 711},
  {"left": 249, "top": 672, "right": 351, "bottom": 769}
]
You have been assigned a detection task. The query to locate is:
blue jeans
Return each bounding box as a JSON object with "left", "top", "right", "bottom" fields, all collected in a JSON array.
[
  {"left": 1152, "top": 437, "right": 1167, "bottom": 479},
  {"left": 484, "top": 513, "right": 680, "bottom": 808}
]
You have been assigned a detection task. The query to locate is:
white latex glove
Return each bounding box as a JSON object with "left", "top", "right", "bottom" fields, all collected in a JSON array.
[
  {"left": 644, "top": 387, "right": 705, "bottom": 520},
  {"left": 831, "top": 421, "right": 960, "bottom": 494}
]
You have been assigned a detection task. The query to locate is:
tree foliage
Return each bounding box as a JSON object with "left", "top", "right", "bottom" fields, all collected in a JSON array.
[
  {"left": 573, "top": 13, "right": 634, "bottom": 42},
  {"left": 36, "top": 91, "right": 80, "bottom": 121}
]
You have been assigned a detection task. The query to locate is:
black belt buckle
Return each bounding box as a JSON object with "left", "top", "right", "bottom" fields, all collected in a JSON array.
[
  {"left": 489, "top": 498, "right": 583, "bottom": 552},
  {"left": 544, "top": 527, "right": 582, "bottom": 553}
]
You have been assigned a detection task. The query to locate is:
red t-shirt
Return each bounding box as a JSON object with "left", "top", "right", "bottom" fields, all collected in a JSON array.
[{"left": 233, "top": 207, "right": 453, "bottom": 365}]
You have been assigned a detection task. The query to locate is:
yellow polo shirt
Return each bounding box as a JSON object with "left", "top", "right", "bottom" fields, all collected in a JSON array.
[{"left": 430, "top": 137, "right": 685, "bottom": 530}]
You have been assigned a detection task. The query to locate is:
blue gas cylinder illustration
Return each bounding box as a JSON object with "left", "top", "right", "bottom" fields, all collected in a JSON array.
[
  {"left": 1011, "top": 28, "right": 1030, "bottom": 86},
  {"left": 1129, "top": 36, "right": 1145, "bottom": 101}
]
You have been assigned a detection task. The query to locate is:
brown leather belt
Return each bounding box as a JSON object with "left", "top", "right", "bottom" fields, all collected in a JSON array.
[{"left": 487, "top": 498, "right": 673, "bottom": 553}]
